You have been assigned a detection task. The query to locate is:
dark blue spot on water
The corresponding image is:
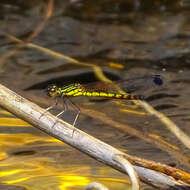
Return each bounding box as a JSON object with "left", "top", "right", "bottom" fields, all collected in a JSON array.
[{"left": 153, "top": 75, "right": 163, "bottom": 86}]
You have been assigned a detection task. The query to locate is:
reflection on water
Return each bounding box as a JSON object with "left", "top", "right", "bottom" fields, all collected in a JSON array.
[
  {"left": 0, "top": 111, "right": 131, "bottom": 189},
  {"left": 0, "top": 0, "right": 190, "bottom": 189}
]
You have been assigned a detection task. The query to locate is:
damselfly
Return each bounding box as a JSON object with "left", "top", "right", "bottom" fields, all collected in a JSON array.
[{"left": 42, "top": 75, "right": 163, "bottom": 129}]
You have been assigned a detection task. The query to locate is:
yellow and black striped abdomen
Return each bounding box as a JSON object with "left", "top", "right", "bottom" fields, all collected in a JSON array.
[{"left": 76, "top": 91, "right": 144, "bottom": 100}]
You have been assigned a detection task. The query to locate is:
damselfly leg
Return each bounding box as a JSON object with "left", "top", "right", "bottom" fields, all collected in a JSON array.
[
  {"left": 55, "top": 98, "right": 80, "bottom": 136},
  {"left": 39, "top": 98, "right": 58, "bottom": 119},
  {"left": 51, "top": 98, "right": 67, "bottom": 128},
  {"left": 67, "top": 98, "right": 80, "bottom": 136},
  {"left": 44, "top": 97, "right": 80, "bottom": 137}
]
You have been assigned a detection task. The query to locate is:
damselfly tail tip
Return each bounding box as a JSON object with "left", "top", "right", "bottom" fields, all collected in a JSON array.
[{"left": 153, "top": 75, "right": 163, "bottom": 86}]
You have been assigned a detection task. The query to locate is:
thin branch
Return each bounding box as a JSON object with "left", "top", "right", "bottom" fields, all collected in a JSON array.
[
  {"left": 113, "top": 154, "right": 140, "bottom": 190},
  {"left": 136, "top": 100, "right": 190, "bottom": 149},
  {"left": 0, "top": 0, "right": 54, "bottom": 68},
  {"left": 26, "top": 0, "right": 54, "bottom": 42}
]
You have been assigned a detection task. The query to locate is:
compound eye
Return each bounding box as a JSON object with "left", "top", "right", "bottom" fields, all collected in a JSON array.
[
  {"left": 46, "top": 85, "right": 58, "bottom": 97},
  {"left": 51, "top": 88, "right": 55, "bottom": 92}
]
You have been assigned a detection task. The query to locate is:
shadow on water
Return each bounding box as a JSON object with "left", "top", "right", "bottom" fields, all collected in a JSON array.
[{"left": 0, "top": 0, "right": 190, "bottom": 189}]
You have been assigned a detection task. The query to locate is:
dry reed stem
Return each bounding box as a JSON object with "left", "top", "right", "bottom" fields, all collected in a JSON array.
[{"left": 0, "top": 84, "right": 189, "bottom": 189}]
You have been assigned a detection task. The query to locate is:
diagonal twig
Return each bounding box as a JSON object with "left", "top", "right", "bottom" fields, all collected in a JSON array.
[{"left": 0, "top": 84, "right": 190, "bottom": 189}]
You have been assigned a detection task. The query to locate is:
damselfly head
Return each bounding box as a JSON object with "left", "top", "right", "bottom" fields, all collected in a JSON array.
[{"left": 46, "top": 84, "right": 59, "bottom": 97}]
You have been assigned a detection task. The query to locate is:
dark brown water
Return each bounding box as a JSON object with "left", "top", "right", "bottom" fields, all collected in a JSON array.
[{"left": 0, "top": 0, "right": 190, "bottom": 189}]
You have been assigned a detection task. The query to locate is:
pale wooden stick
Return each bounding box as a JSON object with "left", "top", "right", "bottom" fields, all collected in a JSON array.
[
  {"left": 0, "top": 83, "right": 189, "bottom": 189},
  {"left": 85, "top": 182, "right": 109, "bottom": 190}
]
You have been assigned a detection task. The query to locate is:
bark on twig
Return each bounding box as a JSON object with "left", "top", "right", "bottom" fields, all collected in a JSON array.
[{"left": 0, "top": 83, "right": 189, "bottom": 189}]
